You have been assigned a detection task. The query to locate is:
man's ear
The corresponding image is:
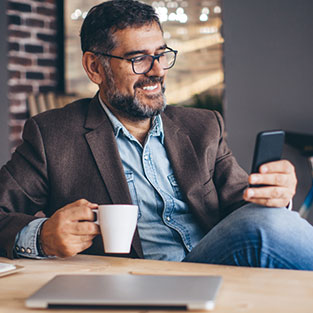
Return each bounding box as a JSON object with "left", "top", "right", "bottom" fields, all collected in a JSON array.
[{"left": 82, "top": 52, "right": 104, "bottom": 85}]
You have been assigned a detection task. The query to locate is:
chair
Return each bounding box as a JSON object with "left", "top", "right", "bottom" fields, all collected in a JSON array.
[{"left": 27, "top": 92, "right": 78, "bottom": 117}]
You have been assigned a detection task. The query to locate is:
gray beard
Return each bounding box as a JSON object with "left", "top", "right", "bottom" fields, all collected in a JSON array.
[
  {"left": 107, "top": 86, "right": 167, "bottom": 121},
  {"left": 103, "top": 67, "right": 167, "bottom": 121}
]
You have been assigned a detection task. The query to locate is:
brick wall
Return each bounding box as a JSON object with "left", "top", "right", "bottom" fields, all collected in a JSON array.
[{"left": 7, "top": 0, "right": 58, "bottom": 149}]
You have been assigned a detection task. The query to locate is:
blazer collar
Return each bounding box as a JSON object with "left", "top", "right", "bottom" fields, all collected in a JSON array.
[{"left": 84, "top": 94, "right": 108, "bottom": 130}]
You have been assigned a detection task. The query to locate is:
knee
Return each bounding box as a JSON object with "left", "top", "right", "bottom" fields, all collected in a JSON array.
[
  {"left": 227, "top": 204, "right": 313, "bottom": 269},
  {"left": 186, "top": 204, "right": 313, "bottom": 269},
  {"left": 229, "top": 204, "right": 297, "bottom": 243},
  {"left": 232, "top": 204, "right": 313, "bottom": 252}
]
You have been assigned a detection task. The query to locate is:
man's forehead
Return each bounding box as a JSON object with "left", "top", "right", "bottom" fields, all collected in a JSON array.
[{"left": 112, "top": 23, "right": 165, "bottom": 53}]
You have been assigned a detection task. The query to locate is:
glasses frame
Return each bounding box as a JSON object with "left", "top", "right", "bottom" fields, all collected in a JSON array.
[{"left": 92, "top": 47, "right": 178, "bottom": 75}]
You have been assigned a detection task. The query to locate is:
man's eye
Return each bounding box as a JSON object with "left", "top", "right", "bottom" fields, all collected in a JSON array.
[{"left": 133, "top": 55, "right": 148, "bottom": 63}]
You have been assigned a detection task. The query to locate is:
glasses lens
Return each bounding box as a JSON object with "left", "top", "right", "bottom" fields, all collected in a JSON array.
[
  {"left": 132, "top": 50, "right": 177, "bottom": 74},
  {"left": 133, "top": 55, "right": 153, "bottom": 74},
  {"left": 160, "top": 51, "right": 176, "bottom": 69}
]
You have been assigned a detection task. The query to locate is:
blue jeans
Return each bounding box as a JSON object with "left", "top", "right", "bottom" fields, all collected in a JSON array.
[{"left": 183, "top": 203, "right": 313, "bottom": 270}]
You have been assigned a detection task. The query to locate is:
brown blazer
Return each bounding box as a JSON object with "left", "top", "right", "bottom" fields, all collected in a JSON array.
[{"left": 0, "top": 95, "right": 248, "bottom": 259}]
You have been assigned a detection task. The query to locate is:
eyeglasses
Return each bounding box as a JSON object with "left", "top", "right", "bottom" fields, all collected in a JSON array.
[{"left": 93, "top": 47, "right": 178, "bottom": 75}]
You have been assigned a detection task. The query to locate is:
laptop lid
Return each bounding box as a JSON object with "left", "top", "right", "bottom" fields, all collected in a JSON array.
[{"left": 26, "top": 274, "right": 222, "bottom": 311}]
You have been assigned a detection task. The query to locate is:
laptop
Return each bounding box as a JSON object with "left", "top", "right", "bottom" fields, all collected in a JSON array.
[{"left": 26, "top": 274, "right": 222, "bottom": 311}]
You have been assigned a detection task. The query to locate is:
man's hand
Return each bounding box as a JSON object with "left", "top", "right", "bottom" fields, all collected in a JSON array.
[
  {"left": 243, "top": 160, "right": 297, "bottom": 208},
  {"left": 40, "top": 199, "right": 100, "bottom": 258}
]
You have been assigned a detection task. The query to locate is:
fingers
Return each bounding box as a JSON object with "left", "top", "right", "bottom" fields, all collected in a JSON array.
[
  {"left": 244, "top": 184, "right": 294, "bottom": 208},
  {"left": 71, "top": 221, "right": 100, "bottom": 236},
  {"left": 248, "top": 173, "right": 295, "bottom": 189},
  {"left": 40, "top": 199, "right": 100, "bottom": 258},
  {"left": 59, "top": 199, "right": 98, "bottom": 222},
  {"left": 258, "top": 159, "right": 295, "bottom": 174},
  {"left": 243, "top": 196, "right": 290, "bottom": 208},
  {"left": 254, "top": 160, "right": 297, "bottom": 189},
  {"left": 243, "top": 186, "right": 295, "bottom": 207},
  {"left": 244, "top": 160, "right": 297, "bottom": 208},
  {"left": 244, "top": 185, "right": 292, "bottom": 202},
  {"left": 245, "top": 186, "right": 291, "bottom": 199},
  {"left": 57, "top": 239, "right": 94, "bottom": 258},
  {"left": 62, "top": 234, "right": 96, "bottom": 245}
]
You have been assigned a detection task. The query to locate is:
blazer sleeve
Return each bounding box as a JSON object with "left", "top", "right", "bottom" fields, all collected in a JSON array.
[
  {"left": 212, "top": 111, "right": 249, "bottom": 218},
  {"left": 0, "top": 118, "right": 49, "bottom": 259}
]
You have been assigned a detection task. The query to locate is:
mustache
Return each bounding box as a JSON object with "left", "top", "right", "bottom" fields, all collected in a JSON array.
[{"left": 134, "top": 76, "right": 164, "bottom": 89}]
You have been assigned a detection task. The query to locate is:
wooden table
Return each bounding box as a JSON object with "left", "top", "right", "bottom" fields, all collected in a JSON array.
[{"left": 0, "top": 255, "right": 312, "bottom": 312}]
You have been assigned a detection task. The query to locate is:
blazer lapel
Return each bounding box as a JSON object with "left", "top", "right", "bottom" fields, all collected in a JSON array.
[
  {"left": 162, "top": 113, "right": 205, "bottom": 214},
  {"left": 84, "top": 96, "right": 143, "bottom": 258},
  {"left": 84, "top": 97, "right": 131, "bottom": 204}
]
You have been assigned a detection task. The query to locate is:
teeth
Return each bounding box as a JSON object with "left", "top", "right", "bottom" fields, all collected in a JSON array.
[{"left": 143, "top": 84, "right": 158, "bottom": 91}]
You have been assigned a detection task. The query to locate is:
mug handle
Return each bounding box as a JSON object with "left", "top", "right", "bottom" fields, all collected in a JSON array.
[{"left": 92, "top": 209, "right": 99, "bottom": 225}]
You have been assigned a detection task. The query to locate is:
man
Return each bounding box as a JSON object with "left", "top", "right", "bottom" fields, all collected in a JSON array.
[{"left": 0, "top": 0, "right": 312, "bottom": 269}]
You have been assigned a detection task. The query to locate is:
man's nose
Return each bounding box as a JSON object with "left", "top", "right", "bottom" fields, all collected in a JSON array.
[{"left": 146, "top": 58, "right": 165, "bottom": 77}]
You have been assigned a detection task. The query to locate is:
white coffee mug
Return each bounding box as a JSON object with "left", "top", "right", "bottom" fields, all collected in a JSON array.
[{"left": 93, "top": 204, "right": 138, "bottom": 253}]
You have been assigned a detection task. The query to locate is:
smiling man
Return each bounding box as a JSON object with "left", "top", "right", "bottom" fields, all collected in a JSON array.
[
  {"left": 0, "top": 0, "right": 313, "bottom": 270},
  {"left": 82, "top": 20, "right": 169, "bottom": 144}
]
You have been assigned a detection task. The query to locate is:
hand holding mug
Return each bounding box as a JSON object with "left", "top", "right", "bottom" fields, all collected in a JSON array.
[{"left": 40, "top": 199, "right": 100, "bottom": 258}]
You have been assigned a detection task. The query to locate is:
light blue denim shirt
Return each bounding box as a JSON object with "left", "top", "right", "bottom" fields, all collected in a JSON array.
[
  {"left": 14, "top": 217, "right": 50, "bottom": 259},
  {"left": 14, "top": 98, "right": 205, "bottom": 260},
  {"left": 99, "top": 98, "right": 206, "bottom": 261}
]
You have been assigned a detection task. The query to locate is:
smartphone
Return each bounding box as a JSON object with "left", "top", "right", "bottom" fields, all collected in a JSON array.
[{"left": 251, "top": 130, "right": 285, "bottom": 176}]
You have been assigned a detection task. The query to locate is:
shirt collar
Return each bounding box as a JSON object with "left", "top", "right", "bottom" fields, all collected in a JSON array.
[{"left": 98, "top": 93, "right": 164, "bottom": 143}]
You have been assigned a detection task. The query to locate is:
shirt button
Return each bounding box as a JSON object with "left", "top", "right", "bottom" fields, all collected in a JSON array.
[
  {"left": 166, "top": 216, "right": 171, "bottom": 221},
  {"left": 15, "top": 246, "right": 20, "bottom": 252},
  {"left": 144, "top": 155, "right": 149, "bottom": 160},
  {"left": 26, "top": 248, "right": 32, "bottom": 254},
  {"left": 20, "top": 247, "right": 25, "bottom": 253}
]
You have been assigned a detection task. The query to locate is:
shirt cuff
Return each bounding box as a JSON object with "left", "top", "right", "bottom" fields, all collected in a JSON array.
[{"left": 14, "top": 218, "right": 56, "bottom": 259}]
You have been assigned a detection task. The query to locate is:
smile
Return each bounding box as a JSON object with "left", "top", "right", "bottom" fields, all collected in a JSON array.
[{"left": 142, "top": 84, "right": 158, "bottom": 91}]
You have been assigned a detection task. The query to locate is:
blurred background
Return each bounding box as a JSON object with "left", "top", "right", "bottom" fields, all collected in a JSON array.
[{"left": 0, "top": 0, "right": 313, "bottom": 222}]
